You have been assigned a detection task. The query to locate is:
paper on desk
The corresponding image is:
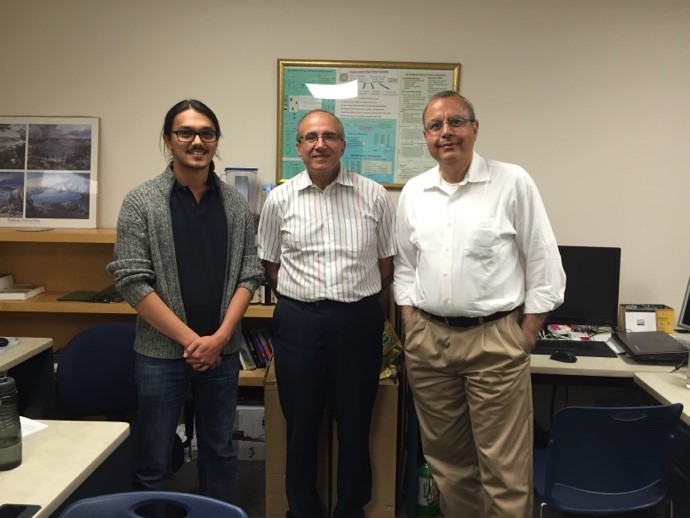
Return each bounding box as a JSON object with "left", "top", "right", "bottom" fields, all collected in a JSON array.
[
  {"left": 607, "top": 340, "right": 626, "bottom": 354},
  {"left": 592, "top": 332, "right": 625, "bottom": 354},
  {"left": 20, "top": 416, "right": 48, "bottom": 437}
]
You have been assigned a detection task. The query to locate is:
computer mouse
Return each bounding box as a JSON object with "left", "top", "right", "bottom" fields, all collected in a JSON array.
[
  {"left": 549, "top": 350, "right": 577, "bottom": 363},
  {"left": 0, "top": 337, "right": 8, "bottom": 347}
]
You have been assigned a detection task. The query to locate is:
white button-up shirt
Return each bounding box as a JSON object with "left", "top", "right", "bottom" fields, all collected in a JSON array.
[{"left": 394, "top": 152, "right": 565, "bottom": 317}]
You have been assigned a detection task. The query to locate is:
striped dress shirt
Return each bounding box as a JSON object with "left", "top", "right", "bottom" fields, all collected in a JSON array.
[{"left": 258, "top": 165, "right": 396, "bottom": 303}]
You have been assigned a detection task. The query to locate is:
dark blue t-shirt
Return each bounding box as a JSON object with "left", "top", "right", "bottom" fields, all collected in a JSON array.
[{"left": 170, "top": 172, "right": 228, "bottom": 337}]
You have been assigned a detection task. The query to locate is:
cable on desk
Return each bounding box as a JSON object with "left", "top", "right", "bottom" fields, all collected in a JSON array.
[{"left": 670, "top": 358, "right": 688, "bottom": 373}]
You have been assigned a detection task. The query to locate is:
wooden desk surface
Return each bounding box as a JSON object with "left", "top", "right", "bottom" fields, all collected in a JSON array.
[
  {"left": 530, "top": 351, "right": 677, "bottom": 378},
  {"left": 0, "top": 337, "right": 53, "bottom": 371},
  {"left": 635, "top": 371, "right": 690, "bottom": 426},
  {"left": 0, "top": 420, "right": 129, "bottom": 517}
]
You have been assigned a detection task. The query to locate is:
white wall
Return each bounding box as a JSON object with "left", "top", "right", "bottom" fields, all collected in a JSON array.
[{"left": 1, "top": 0, "right": 688, "bottom": 315}]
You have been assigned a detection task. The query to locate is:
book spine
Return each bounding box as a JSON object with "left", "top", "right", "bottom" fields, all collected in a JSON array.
[
  {"left": 256, "top": 328, "right": 273, "bottom": 362},
  {"left": 238, "top": 339, "right": 257, "bottom": 370},
  {"left": 243, "top": 331, "right": 264, "bottom": 367},
  {"left": 0, "top": 274, "right": 15, "bottom": 290},
  {"left": 247, "top": 330, "right": 268, "bottom": 367}
]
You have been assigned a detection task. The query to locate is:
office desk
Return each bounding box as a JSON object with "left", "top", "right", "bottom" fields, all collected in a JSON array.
[
  {"left": 405, "top": 351, "right": 686, "bottom": 516},
  {"left": 0, "top": 420, "right": 130, "bottom": 517},
  {"left": 634, "top": 371, "right": 690, "bottom": 425},
  {"left": 531, "top": 352, "right": 682, "bottom": 436},
  {"left": 531, "top": 352, "right": 676, "bottom": 378},
  {"left": 633, "top": 370, "right": 690, "bottom": 515},
  {"left": 0, "top": 337, "right": 52, "bottom": 371},
  {"left": 0, "top": 337, "right": 54, "bottom": 417}
]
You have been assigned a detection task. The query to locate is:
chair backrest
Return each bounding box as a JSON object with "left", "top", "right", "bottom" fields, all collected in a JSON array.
[
  {"left": 58, "top": 491, "right": 249, "bottom": 518},
  {"left": 544, "top": 403, "right": 683, "bottom": 500},
  {"left": 56, "top": 322, "right": 137, "bottom": 418}
]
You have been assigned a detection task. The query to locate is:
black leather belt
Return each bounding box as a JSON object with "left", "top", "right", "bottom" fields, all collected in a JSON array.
[{"left": 421, "top": 309, "right": 513, "bottom": 328}]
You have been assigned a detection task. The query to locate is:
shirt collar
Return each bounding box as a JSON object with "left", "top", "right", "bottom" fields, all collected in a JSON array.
[
  {"left": 295, "top": 163, "right": 351, "bottom": 191},
  {"left": 172, "top": 163, "right": 218, "bottom": 193},
  {"left": 421, "top": 152, "right": 489, "bottom": 190}
]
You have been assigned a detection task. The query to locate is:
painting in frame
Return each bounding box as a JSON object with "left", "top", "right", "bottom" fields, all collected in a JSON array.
[
  {"left": 277, "top": 59, "right": 460, "bottom": 188},
  {"left": 0, "top": 116, "right": 99, "bottom": 229}
]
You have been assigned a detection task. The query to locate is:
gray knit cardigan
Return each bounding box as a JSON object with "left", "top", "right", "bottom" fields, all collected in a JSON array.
[{"left": 107, "top": 166, "right": 264, "bottom": 359}]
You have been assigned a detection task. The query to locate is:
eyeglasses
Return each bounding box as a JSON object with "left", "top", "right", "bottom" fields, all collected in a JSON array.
[
  {"left": 298, "top": 132, "right": 342, "bottom": 144},
  {"left": 171, "top": 128, "right": 219, "bottom": 143},
  {"left": 424, "top": 116, "right": 474, "bottom": 134}
]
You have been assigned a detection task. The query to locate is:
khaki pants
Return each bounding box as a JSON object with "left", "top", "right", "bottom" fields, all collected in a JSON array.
[{"left": 405, "top": 309, "right": 533, "bottom": 518}]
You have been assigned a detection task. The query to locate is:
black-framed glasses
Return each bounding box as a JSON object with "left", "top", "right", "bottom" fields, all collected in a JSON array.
[
  {"left": 298, "top": 132, "right": 342, "bottom": 144},
  {"left": 171, "top": 128, "right": 219, "bottom": 143},
  {"left": 424, "top": 116, "right": 474, "bottom": 134}
]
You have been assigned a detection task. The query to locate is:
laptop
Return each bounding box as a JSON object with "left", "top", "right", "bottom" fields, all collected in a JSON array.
[{"left": 613, "top": 331, "right": 689, "bottom": 363}]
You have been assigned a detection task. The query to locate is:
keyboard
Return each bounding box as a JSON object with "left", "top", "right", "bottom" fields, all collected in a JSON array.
[{"left": 532, "top": 339, "right": 618, "bottom": 358}]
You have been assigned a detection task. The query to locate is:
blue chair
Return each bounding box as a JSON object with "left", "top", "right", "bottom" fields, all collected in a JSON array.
[
  {"left": 56, "top": 322, "right": 138, "bottom": 419},
  {"left": 533, "top": 403, "right": 683, "bottom": 517},
  {"left": 58, "top": 491, "right": 249, "bottom": 517},
  {"left": 56, "top": 322, "right": 186, "bottom": 471}
]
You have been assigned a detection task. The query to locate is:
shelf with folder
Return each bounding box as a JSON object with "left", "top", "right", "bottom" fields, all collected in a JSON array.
[
  {"left": 0, "top": 227, "right": 124, "bottom": 347},
  {"left": 0, "top": 227, "right": 275, "bottom": 387},
  {"left": 0, "top": 227, "right": 117, "bottom": 243},
  {"left": 0, "top": 293, "right": 275, "bottom": 317}
]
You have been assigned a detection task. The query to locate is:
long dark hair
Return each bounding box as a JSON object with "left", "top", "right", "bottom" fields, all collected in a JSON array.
[
  {"left": 161, "top": 99, "right": 222, "bottom": 161},
  {"left": 162, "top": 99, "right": 221, "bottom": 137}
]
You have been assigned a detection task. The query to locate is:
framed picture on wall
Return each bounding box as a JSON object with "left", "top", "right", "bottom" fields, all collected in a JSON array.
[
  {"left": 277, "top": 59, "right": 461, "bottom": 188},
  {"left": 0, "top": 116, "right": 99, "bottom": 228}
]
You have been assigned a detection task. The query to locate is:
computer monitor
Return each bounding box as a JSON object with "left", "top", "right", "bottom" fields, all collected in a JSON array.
[
  {"left": 546, "top": 245, "right": 622, "bottom": 327},
  {"left": 676, "top": 276, "right": 690, "bottom": 332}
]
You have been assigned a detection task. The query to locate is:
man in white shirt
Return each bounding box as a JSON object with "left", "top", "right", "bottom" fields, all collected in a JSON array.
[
  {"left": 394, "top": 91, "right": 565, "bottom": 517},
  {"left": 258, "top": 109, "right": 396, "bottom": 518}
]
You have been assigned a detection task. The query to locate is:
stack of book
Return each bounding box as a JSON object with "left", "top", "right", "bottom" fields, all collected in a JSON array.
[
  {"left": 0, "top": 273, "right": 45, "bottom": 300},
  {"left": 239, "top": 327, "right": 274, "bottom": 370}
]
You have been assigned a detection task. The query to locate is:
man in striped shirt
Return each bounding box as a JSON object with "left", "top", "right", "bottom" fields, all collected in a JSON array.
[{"left": 258, "top": 109, "right": 396, "bottom": 518}]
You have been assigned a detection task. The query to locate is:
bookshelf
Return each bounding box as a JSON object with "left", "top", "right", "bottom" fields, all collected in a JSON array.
[{"left": 0, "top": 227, "right": 272, "bottom": 385}]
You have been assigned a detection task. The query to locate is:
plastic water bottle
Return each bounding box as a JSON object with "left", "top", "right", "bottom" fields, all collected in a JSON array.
[
  {"left": 416, "top": 461, "right": 440, "bottom": 516},
  {"left": 0, "top": 374, "right": 22, "bottom": 470}
]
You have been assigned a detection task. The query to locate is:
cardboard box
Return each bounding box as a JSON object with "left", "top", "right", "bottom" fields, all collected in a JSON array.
[
  {"left": 264, "top": 362, "right": 399, "bottom": 517},
  {"left": 618, "top": 304, "right": 675, "bottom": 333},
  {"left": 233, "top": 404, "right": 265, "bottom": 461}
]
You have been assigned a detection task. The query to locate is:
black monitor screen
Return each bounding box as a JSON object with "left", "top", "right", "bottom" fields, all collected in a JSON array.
[{"left": 546, "top": 245, "right": 621, "bottom": 327}]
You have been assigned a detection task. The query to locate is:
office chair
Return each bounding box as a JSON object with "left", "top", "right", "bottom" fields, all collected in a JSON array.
[
  {"left": 533, "top": 403, "right": 683, "bottom": 518},
  {"left": 56, "top": 322, "right": 138, "bottom": 420},
  {"left": 56, "top": 322, "right": 186, "bottom": 471},
  {"left": 58, "top": 491, "right": 249, "bottom": 517}
]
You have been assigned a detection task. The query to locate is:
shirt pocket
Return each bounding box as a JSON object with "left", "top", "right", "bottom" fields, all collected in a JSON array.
[
  {"left": 463, "top": 224, "right": 502, "bottom": 262},
  {"left": 342, "top": 218, "right": 376, "bottom": 261}
]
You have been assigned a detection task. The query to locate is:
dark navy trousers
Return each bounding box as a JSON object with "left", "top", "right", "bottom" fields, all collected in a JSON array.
[{"left": 272, "top": 295, "right": 383, "bottom": 518}]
